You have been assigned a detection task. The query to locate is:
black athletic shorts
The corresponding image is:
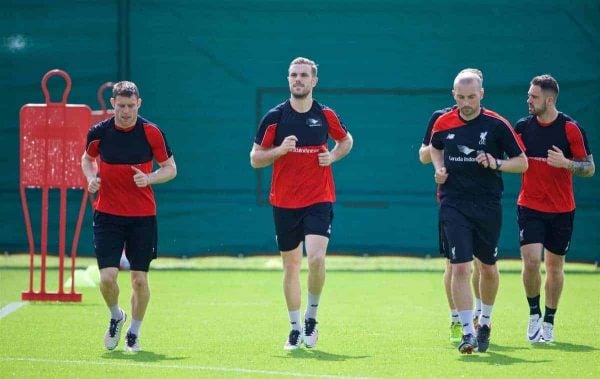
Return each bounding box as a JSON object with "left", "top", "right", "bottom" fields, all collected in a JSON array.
[
  {"left": 439, "top": 198, "right": 501, "bottom": 265},
  {"left": 517, "top": 205, "right": 574, "bottom": 255},
  {"left": 272, "top": 202, "right": 333, "bottom": 252},
  {"left": 93, "top": 211, "right": 157, "bottom": 271},
  {"left": 438, "top": 220, "right": 450, "bottom": 259}
]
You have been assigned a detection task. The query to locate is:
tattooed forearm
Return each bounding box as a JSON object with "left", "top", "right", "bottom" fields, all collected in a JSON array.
[{"left": 567, "top": 156, "right": 595, "bottom": 177}]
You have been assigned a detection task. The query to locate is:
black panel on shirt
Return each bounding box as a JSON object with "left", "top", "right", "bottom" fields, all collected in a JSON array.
[
  {"left": 257, "top": 100, "right": 333, "bottom": 147},
  {"left": 431, "top": 108, "right": 523, "bottom": 200},
  {"left": 88, "top": 116, "right": 171, "bottom": 164},
  {"left": 514, "top": 113, "right": 574, "bottom": 159}
]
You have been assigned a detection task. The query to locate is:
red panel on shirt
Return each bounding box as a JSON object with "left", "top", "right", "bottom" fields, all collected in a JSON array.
[
  {"left": 270, "top": 145, "right": 335, "bottom": 208},
  {"left": 323, "top": 108, "right": 348, "bottom": 141},
  {"left": 86, "top": 139, "right": 100, "bottom": 157},
  {"left": 566, "top": 121, "right": 589, "bottom": 159},
  {"left": 517, "top": 158, "right": 575, "bottom": 212},
  {"left": 260, "top": 124, "right": 277, "bottom": 148},
  {"left": 431, "top": 108, "right": 465, "bottom": 133},
  {"left": 95, "top": 160, "right": 156, "bottom": 216},
  {"left": 143, "top": 123, "right": 171, "bottom": 163},
  {"left": 517, "top": 116, "right": 589, "bottom": 213}
]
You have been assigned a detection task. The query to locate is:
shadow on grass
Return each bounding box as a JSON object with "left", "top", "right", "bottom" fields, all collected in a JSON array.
[
  {"left": 460, "top": 350, "right": 551, "bottom": 365},
  {"left": 475, "top": 341, "right": 598, "bottom": 354},
  {"left": 276, "top": 349, "right": 370, "bottom": 361},
  {"left": 485, "top": 344, "right": 530, "bottom": 353},
  {"left": 531, "top": 341, "right": 598, "bottom": 352},
  {"left": 102, "top": 350, "right": 187, "bottom": 362}
]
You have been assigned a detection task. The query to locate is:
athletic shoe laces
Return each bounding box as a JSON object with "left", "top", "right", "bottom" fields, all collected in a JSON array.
[
  {"left": 109, "top": 318, "right": 120, "bottom": 338},
  {"left": 304, "top": 318, "right": 318, "bottom": 336},
  {"left": 288, "top": 329, "right": 301, "bottom": 345},
  {"left": 126, "top": 332, "right": 138, "bottom": 347}
]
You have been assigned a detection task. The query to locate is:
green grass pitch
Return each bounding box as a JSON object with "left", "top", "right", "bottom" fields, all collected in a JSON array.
[{"left": 1, "top": 255, "right": 599, "bottom": 378}]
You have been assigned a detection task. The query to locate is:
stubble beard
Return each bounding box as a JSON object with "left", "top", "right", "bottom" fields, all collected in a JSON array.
[
  {"left": 291, "top": 92, "right": 310, "bottom": 100},
  {"left": 529, "top": 103, "right": 546, "bottom": 117},
  {"left": 460, "top": 106, "right": 474, "bottom": 118},
  {"left": 291, "top": 87, "right": 311, "bottom": 99}
]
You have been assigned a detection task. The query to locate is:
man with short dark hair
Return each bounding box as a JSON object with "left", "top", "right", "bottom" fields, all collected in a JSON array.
[
  {"left": 516, "top": 74, "right": 595, "bottom": 343},
  {"left": 81, "top": 81, "right": 177, "bottom": 352}
]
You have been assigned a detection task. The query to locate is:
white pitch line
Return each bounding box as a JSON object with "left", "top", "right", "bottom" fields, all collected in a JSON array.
[
  {"left": 0, "top": 302, "right": 27, "bottom": 319},
  {"left": 0, "top": 357, "right": 371, "bottom": 379}
]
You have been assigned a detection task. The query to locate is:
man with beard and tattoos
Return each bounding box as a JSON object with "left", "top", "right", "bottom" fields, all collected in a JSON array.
[{"left": 515, "top": 74, "right": 595, "bottom": 344}]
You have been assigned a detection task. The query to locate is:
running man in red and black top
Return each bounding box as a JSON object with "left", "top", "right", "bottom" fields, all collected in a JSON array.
[
  {"left": 516, "top": 74, "right": 595, "bottom": 344},
  {"left": 250, "top": 57, "right": 353, "bottom": 351},
  {"left": 430, "top": 70, "right": 528, "bottom": 354},
  {"left": 419, "top": 69, "right": 486, "bottom": 342},
  {"left": 81, "top": 81, "right": 177, "bottom": 352}
]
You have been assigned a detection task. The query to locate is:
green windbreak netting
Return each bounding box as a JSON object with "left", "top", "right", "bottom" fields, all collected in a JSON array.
[{"left": 2, "top": 0, "right": 598, "bottom": 261}]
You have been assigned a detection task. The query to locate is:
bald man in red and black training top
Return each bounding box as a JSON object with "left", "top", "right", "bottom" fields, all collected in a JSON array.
[
  {"left": 250, "top": 57, "right": 353, "bottom": 351},
  {"left": 81, "top": 81, "right": 177, "bottom": 353},
  {"left": 430, "top": 71, "right": 528, "bottom": 354},
  {"left": 516, "top": 74, "right": 595, "bottom": 344}
]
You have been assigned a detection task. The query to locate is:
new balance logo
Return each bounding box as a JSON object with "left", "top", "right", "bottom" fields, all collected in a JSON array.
[{"left": 457, "top": 145, "right": 475, "bottom": 155}]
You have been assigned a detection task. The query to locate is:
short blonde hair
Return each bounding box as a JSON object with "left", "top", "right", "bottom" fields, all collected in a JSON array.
[
  {"left": 453, "top": 71, "right": 483, "bottom": 89},
  {"left": 289, "top": 57, "right": 318, "bottom": 77},
  {"left": 458, "top": 68, "right": 483, "bottom": 82}
]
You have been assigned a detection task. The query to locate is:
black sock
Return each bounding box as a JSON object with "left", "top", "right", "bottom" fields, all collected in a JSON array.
[
  {"left": 543, "top": 306, "right": 557, "bottom": 324},
  {"left": 527, "top": 295, "right": 542, "bottom": 317}
]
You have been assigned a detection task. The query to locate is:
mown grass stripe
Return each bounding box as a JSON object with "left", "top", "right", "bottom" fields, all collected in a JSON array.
[
  {"left": 0, "top": 356, "right": 371, "bottom": 379},
  {"left": 0, "top": 302, "right": 27, "bottom": 319}
]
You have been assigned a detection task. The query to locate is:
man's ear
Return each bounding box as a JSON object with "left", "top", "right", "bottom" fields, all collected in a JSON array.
[{"left": 110, "top": 97, "right": 115, "bottom": 108}]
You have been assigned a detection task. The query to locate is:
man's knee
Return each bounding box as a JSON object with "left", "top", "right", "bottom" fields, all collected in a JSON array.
[
  {"left": 451, "top": 262, "right": 472, "bottom": 278},
  {"left": 100, "top": 267, "right": 118, "bottom": 286},
  {"left": 544, "top": 259, "right": 564, "bottom": 277},
  {"left": 521, "top": 245, "right": 543, "bottom": 271},
  {"left": 479, "top": 262, "right": 498, "bottom": 278},
  {"left": 130, "top": 273, "right": 149, "bottom": 291},
  {"left": 307, "top": 253, "right": 325, "bottom": 271}
]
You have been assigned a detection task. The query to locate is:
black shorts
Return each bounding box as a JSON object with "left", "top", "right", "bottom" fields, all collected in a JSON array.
[
  {"left": 438, "top": 220, "right": 450, "bottom": 259},
  {"left": 273, "top": 202, "right": 333, "bottom": 252},
  {"left": 517, "top": 206, "right": 574, "bottom": 255},
  {"left": 439, "top": 198, "right": 501, "bottom": 265},
  {"left": 93, "top": 211, "right": 157, "bottom": 271}
]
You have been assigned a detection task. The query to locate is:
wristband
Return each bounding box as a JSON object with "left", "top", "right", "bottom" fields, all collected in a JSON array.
[{"left": 495, "top": 159, "right": 503, "bottom": 171}]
